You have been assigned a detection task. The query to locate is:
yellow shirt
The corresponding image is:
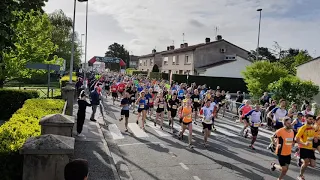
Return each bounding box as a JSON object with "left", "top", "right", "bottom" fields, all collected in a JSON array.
[
  {"left": 315, "top": 125, "right": 320, "bottom": 138},
  {"left": 296, "top": 124, "right": 316, "bottom": 150}
]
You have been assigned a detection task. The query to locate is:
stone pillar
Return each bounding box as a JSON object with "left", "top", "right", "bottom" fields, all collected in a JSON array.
[
  {"left": 62, "top": 82, "right": 75, "bottom": 116},
  {"left": 39, "top": 114, "right": 75, "bottom": 137},
  {"left": 20, "top": 134, "right": 75, "bottom": 180}
]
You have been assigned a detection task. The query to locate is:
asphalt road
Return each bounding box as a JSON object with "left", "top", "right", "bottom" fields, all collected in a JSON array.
[{"left": 100, "top": 97, "right": 320, "bottom": 180}]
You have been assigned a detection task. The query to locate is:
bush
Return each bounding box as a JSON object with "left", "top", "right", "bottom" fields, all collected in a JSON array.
[
  {"left": 0, "top": 99, "right": 65, "bottom": 180},
  {"left": 60, "top": 74, "right": 77, "bottom": 88},
  {"left": 0, "top": 89, "right": 39, "bottom": 120},
  {"left": 268, "top": 76, "right": 319, "bottom": 106}
]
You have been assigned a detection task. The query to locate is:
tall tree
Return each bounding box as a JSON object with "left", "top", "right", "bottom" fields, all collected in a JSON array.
[
  {"left": 48, "top": 10, "right": 82, "bottom": 71},
  {"left": 279, "top": 50, "right": 312, "bottom": 75},
  {"left": 241, "top": 61, "right": 288, "bottom": 98},
  {"left": 0, "top": 10, "right": 59, "bottom": 86},
  {"left": 105, "top": 43, "right": 129, "bottom": 70},
  {"left": 248, "top": 47, "right": 277, "bottom": 62}
]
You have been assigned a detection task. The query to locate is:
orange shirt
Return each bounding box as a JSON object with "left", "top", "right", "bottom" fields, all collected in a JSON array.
[
  {"left": 275, "top": 127, "right": 294, "bottom": 156},
  {"left": 182, "top": 107, "right": 192, "bottom": 123},
  {"left": 241, "top": 105, "right": 252, "bottom": 117}
]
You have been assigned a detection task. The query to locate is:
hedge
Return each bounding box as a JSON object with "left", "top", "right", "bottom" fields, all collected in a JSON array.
[
  {"left": 0, "top": 89, "right": 39, "bottom": 120},
  {"left": 0, "top": 99, "right": 65, "bottom": 180},
  {"left": 60, "top": 74, "right": 77, "bottom": 88}
]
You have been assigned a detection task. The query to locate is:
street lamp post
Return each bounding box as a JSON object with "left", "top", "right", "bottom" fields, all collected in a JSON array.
[
  {"left": 83, "top": 0, "right": 89, "bottom": 88},
  {"left": 69, "top": 0, "right": 77, "bottom": 83},
  {"left": 256, "top": 8, "right": 262, "bottom": 60}
]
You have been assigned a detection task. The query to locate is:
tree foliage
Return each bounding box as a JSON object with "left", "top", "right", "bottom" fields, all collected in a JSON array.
[
  {"left": 1, "top": 10, "right": 59, "bottom": 82},
  {"left": 279, "top": 50, "right": 312, "bottom": 75},
  {"left": 249, "top": 47, "right": 277, "bottom": 62},
  {"left": 105, "top": 43, "right": 129, "bottom": 70},
  {"left": 268, "top": 76, "right": 319, "bottom": 105},
  {"left": 48, "top": 10, "right": 82, "bottom": 71},
  {"left": 241, "top": 61, "right": 288, "bottom": 98}
]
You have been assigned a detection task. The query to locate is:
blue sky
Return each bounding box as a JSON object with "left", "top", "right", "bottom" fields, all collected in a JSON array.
[{"left": 44, "top": 0, "right": 320, "bottom": 61}]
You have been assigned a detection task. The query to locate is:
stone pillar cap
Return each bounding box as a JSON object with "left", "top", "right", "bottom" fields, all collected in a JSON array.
[
  {"left": 20, "top": 134, "right": 75, "bottom": 155},
  {"left": 39, "top": 114, "right": 75, "bottom": 126}
]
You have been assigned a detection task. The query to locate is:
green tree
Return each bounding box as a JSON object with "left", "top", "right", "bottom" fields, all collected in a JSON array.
[
  {"left": 49, "top": 10, "right": 82, "bottom": 71},
  {"left": 105, "top": 43, "right": 129, "bottom": 70},
  {"left": 1, "top": 10, "right": 59, "bottom": 85},
  {"left": 249, "top": 47, "right": 277, "bottom": 62},
  {"left": 279, "top": 50, "right": 312, "bottom": 75},
  {"left": 241, "top": 61, "right": 288, "bottom": 98},
  {"left": 268, "top": 76, "right": 319, "bottom": 105}
]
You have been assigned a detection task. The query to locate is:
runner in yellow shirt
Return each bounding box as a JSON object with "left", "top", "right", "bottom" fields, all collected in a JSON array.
[{"left": 295, "top": 114, "right": 316, "bottom": 180}]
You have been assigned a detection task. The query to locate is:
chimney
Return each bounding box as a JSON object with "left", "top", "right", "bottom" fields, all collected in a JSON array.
[
  {"left": 169, "top": 45, "right": 175, "bottom": 50},
  {"left": 167, "top": 46, "right": 170, "bottom": 51},
  {"left": 180, "top": 44, "right": 184, "bottom": 48},
  {"left": 216, "top": 35, "right": 222, "bottom": 41},
  {"left": 152, "top": 49, "right": 156, "bottom": 54},
  {"left": 184, "top": 43, "right": 188, "bottom": 47},
  {"left": 205, "top": 37, "right": 210, "bottom": 43}
]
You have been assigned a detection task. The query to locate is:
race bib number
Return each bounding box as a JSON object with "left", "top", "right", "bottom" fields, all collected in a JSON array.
[
  {"left": 131, "top": 97, "right": 135, "bottom": 100},
  {"left": 307, "top": 137, "right": 314, "bottom": 142},
  {"left": 252, "top": 123, "right": 260, "bottom": 127},
  {"left": 139, "top": 104, "right": 145, "bottom": 109},
  {"left": 172, "top": 105, "right": 177, "bottom": 109},
  {"left": 194, "top": 98, "right": 199, "bottom": 102},
  {"left": 187, "top": 114, "right": 192, "bottom": 118},
  {"left": 285, "top": 138, "right": 293, "bottom": 145},
  {"left": 159, "top": 104, "right": 164, "bottom": 108},
  {"left": 149, "top": 99, "right": 153, "bottom": 103},
  {"left": 112, "top": 88, "right": 116, "bottom": 91},
  {"left": 293, "top": 114, "right": 297, "bottom": 119},
  {"left": 204, "top": 117, "right": 211, "bottom": 123}
]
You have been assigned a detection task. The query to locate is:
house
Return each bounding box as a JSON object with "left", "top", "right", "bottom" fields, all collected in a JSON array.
[
  {"left": 129, "top": 55, "right": 139, "bottom": 69},
  {"left": 138, "top": 49, "right": 164, "bottom": 73},
  {"left": 297, "top": 56, "right": 320, "bottom": 103},
  {"left": 138, "top": 35, "right": 251, "bottom": 77}
]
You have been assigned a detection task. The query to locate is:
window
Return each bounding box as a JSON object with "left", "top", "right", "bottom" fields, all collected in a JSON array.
[
  {"left": 179, "top": 70, "right": 183, "bottom": 74},
  {"left": 143, "top": 60, "right": 146, "bottom": 66},
  {"left": 220, "top": 48, "right": 226, "bottom": 53},
  {"left": 150, "top": 59, "right": 153, "bottom": 66},
  {"left": 139, "top": 60, "right": 142, "bottom": 66},
  {"left": 163, "top": 57, "right": 168, "bottom": 65},
  {"left": 176, "top": 71, "right": 178, "bottom": 74},
  {"left": 172, "top": 56, "right": 176, "bottom": 65},
  {"left": 184, "top": 55, "right": 190, "bottom": 64},
  {"left": 176, "top": 55, "right": 179, "bottom": 65}
]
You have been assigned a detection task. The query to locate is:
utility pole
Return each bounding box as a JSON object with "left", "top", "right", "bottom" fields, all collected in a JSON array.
[{"left": 256, "top": 8, "right": 262, "bottom": 60}]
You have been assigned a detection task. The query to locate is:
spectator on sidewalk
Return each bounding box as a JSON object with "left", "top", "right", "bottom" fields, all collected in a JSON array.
[
  {"left": 235, "top": 91, "right": 244, "bottom": 115},
  {"left": 90, "top": 86, "right": 100, "bottom": 122},
  {"left": 77, "top": 90, "right": 91, "bottom": 137},
  {"left": 64, "top": 159, "right": 89, "bottom": 180}
]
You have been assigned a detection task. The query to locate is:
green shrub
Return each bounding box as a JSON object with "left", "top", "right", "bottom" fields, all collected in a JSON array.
[
  {"left": 0, "top": 99, "right": 65, "bottom": 180},
  {"left": 59, "top": 75, "right": 77, "bottom": 88},
  {"left": 0, "top": 89, "right": 39, "bottom": 120}
]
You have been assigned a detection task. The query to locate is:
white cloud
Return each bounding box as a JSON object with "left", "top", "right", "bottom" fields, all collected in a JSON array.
[{"left": 45, "top": 0, "right": 320, "bottom": 59}]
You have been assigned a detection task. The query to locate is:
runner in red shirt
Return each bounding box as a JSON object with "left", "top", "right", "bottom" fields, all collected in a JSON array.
[
  {"left": 117, "top": 82, "right": 126, "bottom": 98},
  {"left": 111, "top": 82, "right": 118, "bottom": 105}
]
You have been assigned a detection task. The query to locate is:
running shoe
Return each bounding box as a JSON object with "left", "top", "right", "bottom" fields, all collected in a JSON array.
[
  {"left": 125, "top": 129, "right": 128, "bottom": 132},
  {"left": 297, "top": 175, "right": 305, "bottom": 180},
  {"left": 211, "top": 127, "right": 216, "bottom": 131},
  {"left": 188, "top": 144, "right": 194, "bottom": 149},
  {"left": 119, "top": 118, "right": 123, "bottom": 121},
  {"left": 249, "top": 145, "right": 256, "bottom": 150},
  {"left": 136, "top": 120, "right": 139, "bottom": 125},
  {"left": 270, "top": 163, "right": 276, "bottom": 171},
  {"left": 169, "top": 120, "right": 171, "bottom": 126}
]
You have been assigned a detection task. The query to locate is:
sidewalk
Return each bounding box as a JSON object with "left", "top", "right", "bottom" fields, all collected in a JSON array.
[{"left": 72, "top": 103, "right": 119, "bottom": 180}]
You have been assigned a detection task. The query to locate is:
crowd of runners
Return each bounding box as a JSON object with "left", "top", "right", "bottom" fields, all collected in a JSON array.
[{"left": 76, "top": 72, "right": 320, "bottom": 180}]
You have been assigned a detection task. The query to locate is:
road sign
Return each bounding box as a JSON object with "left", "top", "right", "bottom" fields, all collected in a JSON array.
[{"left": 26, "top": 63, "right": 60, "bottom": 71}]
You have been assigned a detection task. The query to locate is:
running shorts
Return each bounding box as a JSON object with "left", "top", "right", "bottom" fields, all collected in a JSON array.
[
  {"left": 112, "top": 92, "right": 118, "bottom": 98},
  {"left": 278, "top": 155, "right": 291, "bottom": 166},
  {"left": 202, "top": 122, "right": 212, "bottom": 130},
  {"left": 156, "top": 108, "right": 164, "bottom": 113},
  {"left": 121, "top": 110, "right": 129, "bottom": 118},
  {"left": 300, "top": 148, "right": 316, "bottom": 160},
  {"left": 250, "top": 126, "right": 259, "bottom": 137}
]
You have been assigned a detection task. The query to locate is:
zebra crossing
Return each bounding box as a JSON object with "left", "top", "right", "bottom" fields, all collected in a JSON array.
[{"left": 105, "top": 117, "right": 275, "bottom": 141}]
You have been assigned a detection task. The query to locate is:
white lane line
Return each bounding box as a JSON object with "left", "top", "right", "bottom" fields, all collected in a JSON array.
[
  {"left": 118, "top": 142, "right": 161, "bottom": 147},
  {"left": 193, "top": 176, "right": 201, "bottom": 180},
  {"left": 179, "top": 162, "right": 189, "bottom": 170},
  {"left": 214, "top": 126, "right": 238, "bottom": 137},
  {"left": 216, "top": 121, "right": 273, "bottom": 138},
  {"left": 146, "top": 121, "right": 171, "bottom": 137},
  {"left": 128, "top": 123, "right": 149, "bottom": 138},
  {"left": 108, "top": 124, "right": 124, "bottom": 140}
]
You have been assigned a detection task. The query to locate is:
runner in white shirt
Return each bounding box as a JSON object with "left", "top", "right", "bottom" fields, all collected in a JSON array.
[{"left": 200, "top": 99, "right": 217, "bottom": 147}]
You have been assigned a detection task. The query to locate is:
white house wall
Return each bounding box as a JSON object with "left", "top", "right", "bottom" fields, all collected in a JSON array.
[{"left": 199, "top": 56, "right": 251, "bottom": 78}]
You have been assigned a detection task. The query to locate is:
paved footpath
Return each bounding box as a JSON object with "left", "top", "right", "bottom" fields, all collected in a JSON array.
[{"left": 74, "top": 96, "right": 320, "bottom": 180}]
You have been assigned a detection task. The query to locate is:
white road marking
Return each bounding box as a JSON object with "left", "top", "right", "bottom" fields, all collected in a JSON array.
[
  {"left": 128, "top": 123, "right": 149, "bottom": 138},
  {"left": 193, "top": 176, "right": 201, "bottom": 180},
  {"left": 146, "top": 121, "right": 171, "bottom": 137},
  {"left": 118, "top": 142, "right": 161, "bottom": 147},
  {"left": 179, "top": 162, "right": 189, "bottom": 170},
  {"left": 214, "top": 126, "right": 238, "bottom": 137},
  {"left": 159, "top": 144, "right": 166, "bottom": 148},
  {"left": 108, "top": 124, "right": 124, "bottom": 140}
]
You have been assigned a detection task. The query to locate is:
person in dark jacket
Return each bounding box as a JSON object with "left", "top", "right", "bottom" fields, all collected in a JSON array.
[
  {"left": 90, "top": 86, "right": 100, "bottom": 122},
  {"left": 77, "top": 90, "right": 91, "bottom": 137}
]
